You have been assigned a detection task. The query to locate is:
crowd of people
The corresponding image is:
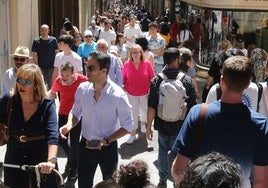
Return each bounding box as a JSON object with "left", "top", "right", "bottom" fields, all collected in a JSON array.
[{"left": 0, "top": 3, "right": 268, "bottom": 188}]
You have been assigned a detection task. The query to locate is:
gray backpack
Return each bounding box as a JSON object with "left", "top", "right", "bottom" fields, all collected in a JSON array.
[{"left": 157, "top": 72, "right": 188, "bottom": 122}]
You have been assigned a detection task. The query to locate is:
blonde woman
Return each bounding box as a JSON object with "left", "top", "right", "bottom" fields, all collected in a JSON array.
[
  {"left": 1, "top": 64, "right": 59, "bottom": 187},
  {"left": 122, "top": 44, "right": 155, "bottom": 144}
]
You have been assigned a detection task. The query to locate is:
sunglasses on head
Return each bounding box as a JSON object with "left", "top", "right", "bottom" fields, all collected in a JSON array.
[
  {"left": 16, "top": 78, "right": 32, "bottom": 86},
  {"left": 13, "top": 57, "right": 26, "bottom": 62}
]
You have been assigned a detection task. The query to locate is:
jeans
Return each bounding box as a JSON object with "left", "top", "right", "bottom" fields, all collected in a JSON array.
[
  {"left": 158, "top": 133, "right": 177, "bottom": 182},
  {"left": 59, "top": 115, "right": 81, "bottom": 170},
  {"left": 78, "top": 139, "right": 118, "bottom": 188}
]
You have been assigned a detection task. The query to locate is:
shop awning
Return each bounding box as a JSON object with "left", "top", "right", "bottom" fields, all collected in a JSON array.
[{"left": 182, "top": 0, "right": 268, "bottom": 11}]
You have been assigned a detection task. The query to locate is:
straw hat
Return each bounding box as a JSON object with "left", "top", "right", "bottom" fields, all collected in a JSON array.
[{"left": 11, "top": 46, "right": 32, "bottom": 58}]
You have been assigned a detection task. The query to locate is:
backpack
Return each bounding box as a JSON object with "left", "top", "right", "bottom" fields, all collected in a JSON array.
[{"left": 157, "top": 72, "right": 188, "bottom": 122}]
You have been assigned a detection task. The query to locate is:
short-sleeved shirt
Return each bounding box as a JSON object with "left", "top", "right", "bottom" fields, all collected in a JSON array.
[
  {"left": 71, "top": 79, "right": 133, "bottom": 140},
  {"left": 98, "top": 29, "right": 116, "bottom": 47},
  {"left": 206, "top": 82, "right": 268, "bottom": 117},
  {"left": 54, "top": 51, "right": 83, "bottom": 76},
  {"left": 207, "top": 57, "right": 221, "bottom": 84},
  {"left": 32, "top": 36, "right": 59, "bottom": 69},
  {"left": 147, "top": 35, "right": 165, "bottom": 65},
  {"left": 77, "top": 41, "right": 97, "bottom": 59},
  {"left": 51, "top": 73, "right": 88, "bottom": 115},
  {"left": 172, "top": 101, "right": 268, "bottom": 187},
  {"left": 122, "top": 60, "right": 155, "bottom": 96},
  {"left": 123, "top": 24, "right": 143, "bottom": 48}
]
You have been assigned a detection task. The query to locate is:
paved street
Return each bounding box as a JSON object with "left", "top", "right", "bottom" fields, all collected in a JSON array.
[
  {"left": 0, "top": 129, "right": 173, "bottom": 188},
  {"left": 0, "top": 76, "right": 206, "bottom": 188}
]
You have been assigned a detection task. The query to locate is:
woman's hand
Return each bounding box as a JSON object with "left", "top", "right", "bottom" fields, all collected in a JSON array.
[{"left": 38, "top": 161, "right": 55, "bottom": 174}]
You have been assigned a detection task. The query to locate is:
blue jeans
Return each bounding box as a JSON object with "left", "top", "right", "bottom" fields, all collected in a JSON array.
[
  {"left": 158, "top": 133, "right": 177, "bottom": 182},
  {"left": 78, "top": 139, "right": 118, "bottom": 188}
]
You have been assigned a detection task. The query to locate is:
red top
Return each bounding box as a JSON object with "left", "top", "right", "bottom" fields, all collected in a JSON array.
[
  {"left": 122, "top": 60, "right": 155, "bottom": 96},
  {"left": 51, "top": 73, "right": 88, "bottom": 115},
  {"left": 171, "top": 21, "right": 179, "bottom": 40}
]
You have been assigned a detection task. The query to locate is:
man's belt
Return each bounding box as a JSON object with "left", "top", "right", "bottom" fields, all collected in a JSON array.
[{"left": 13, "top": 135, "right": 46, "bottom": 143}]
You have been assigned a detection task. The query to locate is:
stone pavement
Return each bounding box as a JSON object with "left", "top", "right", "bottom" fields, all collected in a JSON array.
[
  {"left": 61, "top": 128, "right": 175, "bottom": 188},
  {"left": 0, "top": 128, "right": 174, "bottom": 188}
]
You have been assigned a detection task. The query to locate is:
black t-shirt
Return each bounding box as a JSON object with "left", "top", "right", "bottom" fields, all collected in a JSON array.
[
  {"left": 32, "top": 36, "right": 59, "bottom": 69},
  {"left": 208, "top": 57, "right": 221, "bottom": 84}
]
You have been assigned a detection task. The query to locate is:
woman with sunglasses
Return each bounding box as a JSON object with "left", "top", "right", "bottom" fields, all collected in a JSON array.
[{"left": 0, "top": 64, "right": 59, "bottom": 187}]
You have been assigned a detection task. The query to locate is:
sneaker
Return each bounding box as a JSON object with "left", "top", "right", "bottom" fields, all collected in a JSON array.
[
  {"left": 67, "top": 168, "right": 78, "bottom": 181},
  {"left": 141, "top": 125, "right": 146, "bottom": 133},
  {"left": 157, "top": 180, "right": 167, "bottom": 188},
  {"left": 126, "top": 135, "right": 137, "bottom": 144}
]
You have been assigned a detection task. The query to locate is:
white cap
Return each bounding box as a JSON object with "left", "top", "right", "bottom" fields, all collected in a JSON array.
[{"left": 84, "top": 30, "right": 93, "bottom": 36}]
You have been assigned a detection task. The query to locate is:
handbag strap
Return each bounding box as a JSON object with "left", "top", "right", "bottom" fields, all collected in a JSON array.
[
  {"left": 5, "top": 93, "right": 13, "bottom": 136},
  {"left": 192, "top": 103, "right": 208, "bottom": 160}
]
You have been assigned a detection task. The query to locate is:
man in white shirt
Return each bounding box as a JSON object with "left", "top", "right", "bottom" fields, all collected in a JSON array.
[
  {"left": 206, "top": 48, "right": 268, "bottom": 117},
  {"left": 97, "top": 19, "right": 116, "bottom": 48},
  {"left": 124, "top": 15, "right": 143, "bottom": 49},
  {"left": 52, "top": 35, "right": 83, "bottom": 84}
]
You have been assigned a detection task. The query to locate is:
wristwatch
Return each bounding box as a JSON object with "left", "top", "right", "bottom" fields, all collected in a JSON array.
[{"left": 48, "top": 157, "right": 57, "bottom": 164}]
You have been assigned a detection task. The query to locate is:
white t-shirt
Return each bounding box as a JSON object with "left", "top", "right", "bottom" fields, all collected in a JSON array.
[
  {"left": 54, "top": 51, "right": 83, "bottom": 76},
  {"left": 123, "top": 24, "right": 143, "bottom": 48},
  {"left": 99, "top": 29, "right": 116, "bottom": 47},
  {"left": 206, "top": 82, "right": 268, "bottom": 116}
]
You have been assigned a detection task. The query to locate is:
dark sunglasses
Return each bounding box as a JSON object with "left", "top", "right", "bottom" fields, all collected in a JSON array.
[
  {"left": 85, "top": 65, "right": 96, "bottom": 72},
  {"left": 84, "top": 35, "right": 92, "bottom": 38},
  {"left": 13, "top": 57, "right": 26, "bottom": 62},
  {"left": 16, "top": 78, "right": 32, "bottom": 86}
]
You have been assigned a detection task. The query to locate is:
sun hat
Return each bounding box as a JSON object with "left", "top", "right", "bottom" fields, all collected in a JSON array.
[{"left": 11, "top": 46, "right": 32, "bottom": 58}]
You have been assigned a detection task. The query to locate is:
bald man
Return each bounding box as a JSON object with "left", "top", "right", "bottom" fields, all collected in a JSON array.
[{"left": 32, "top": 24, "right": 59, "bottom": 89}]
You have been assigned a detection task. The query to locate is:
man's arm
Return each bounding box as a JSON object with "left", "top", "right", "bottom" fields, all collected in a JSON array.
[
  {"left": 54, "top": 49, "right": 59, "bottom": 55},
  {"left": 172, "top": 153, "right": 191, "bottom": 186},
  {"left": 59, "top": 113, "right": 79, "bottom": 139},
  {"left": 146, "top": 107, "right": 155, "bottom": 141},
  {"left": 106, "top": 127, "right": 128, "bottom": 144},
  {"left": 205, "top": 76, "right": 214, "bottom": 89},
  {"left": 33, "top": 52, "right": 38, "bottom": 65},
  {"left": 253, "top": 165, "right": 268, "bottom": 188},
  {"left": 151, "top": 47, "right": 165, "bottom": 56}
]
